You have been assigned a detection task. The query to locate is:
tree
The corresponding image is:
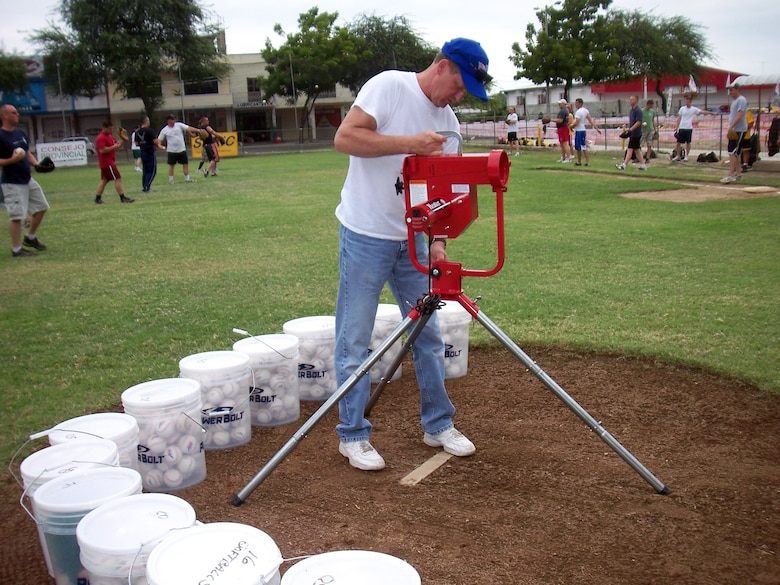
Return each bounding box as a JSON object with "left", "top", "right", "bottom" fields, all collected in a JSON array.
[
  {"left": 32, "top": 0, "right": 230, "bottom": 123},
  {"left": 510, "top": 0, "right": 618, "bottom": 105},
  {"left": 261, "top": 8, "right": 370, "bottom": 140},
  {"left": 342, "top": 14, "right": 437, "bottom": 93},
  {"left": 606, "top": 11, "right": 711, "bottom": 113},
  {"left": 0, "top": 51, "right": 30, "bottom": 95}
]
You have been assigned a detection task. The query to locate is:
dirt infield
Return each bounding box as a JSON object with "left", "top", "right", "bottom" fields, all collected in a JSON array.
[{"left": 3, "top": 346, "right": 779, "bottom": 585}]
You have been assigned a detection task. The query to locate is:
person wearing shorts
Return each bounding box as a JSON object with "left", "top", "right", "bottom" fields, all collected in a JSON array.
[
  {"left": 672, "top": 95, "right": 717, "bottom": 162},
  {"left": 554, "top": 99, "right": 573, "bottom": 162},
  {"left": 130, "top": 127, "right": 141, "bottom": 172},
  {"left": 94, "top": 120, "right": 134, "bottom": 204},
  {"left": 505, "top": 107, "right": 520, "bottom": 156},
  {"left": 570, "top": 98, "right": 601, "bottom": 167},
  {"left": 720, "top": 83, "right": 748, "bottom": 184},
  {"left": 158, "top": 114, "right": 200, "bottom": 184},
  {"left": 641, "top": 99, "right": 658, "bottom": 164},
  {"left": 0, "top": 103, "right": 49, "bottom": 257},
  {"left": 616, "top": 95, "right": 644, "bottom": 171}
]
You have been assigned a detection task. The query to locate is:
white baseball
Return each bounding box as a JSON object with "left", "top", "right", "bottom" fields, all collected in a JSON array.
[
  {"left": 206, "top": 387, "right": 223, "bottom": 404},
  {"left": 164, "top": 468, "right": 183, "bottom": 488},
  {"left": 14, "top": 147, "right": 25, "bottom": 157},
  {"left": 255, "top": 410, "right": 273, "bottom": 425},
  {"left": 146, "top": 435, "right": 167, "bottom": 455},
  {"left": 178, "top": 433, "right": 199, "bottom": 454},
  {"left": 145, "top": 469, "right": 164, "bottom": 490},
  {"left": 164, "top": 444, "right": 182, "bottom": 464},
  {"left": 212, "top": 430, "right": 231, "bottom": 446},
  {"left": 177, "top": 455, "right": 196, "bottom": 476}
]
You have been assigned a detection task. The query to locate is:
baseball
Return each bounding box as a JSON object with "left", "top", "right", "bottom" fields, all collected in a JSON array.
[
  {"left": 164, "top": 468, "right": 183, "bottom": 488},
  {"left": 14, "top": 147, "right": 25, "bottom": 157}
]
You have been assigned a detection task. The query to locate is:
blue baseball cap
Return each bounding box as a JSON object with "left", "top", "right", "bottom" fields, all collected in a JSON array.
[{"left": 441, "top": 38, "right": 490, "bottom": 102}]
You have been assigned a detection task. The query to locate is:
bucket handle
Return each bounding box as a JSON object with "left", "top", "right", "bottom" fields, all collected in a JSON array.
[{"left": 233, "top": 327, "right": 297, "bottom": 360}]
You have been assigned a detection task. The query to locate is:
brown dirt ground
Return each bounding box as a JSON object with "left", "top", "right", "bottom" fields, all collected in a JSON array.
[{"left": 3, "top": 346, "right": 780, "bottom": 585}]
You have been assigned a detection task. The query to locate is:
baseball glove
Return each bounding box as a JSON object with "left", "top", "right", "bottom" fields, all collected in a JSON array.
[
  {"left": 541, "top": 117, "right": 551, "bottom": 125},
  {"left": 35, "top": 156, "right": 55, "bottom": 173},
  {"left": 217, "top": 135, "right": 226, "bottom": 146},
  {"left": 619, "top": 130, "right": 632, "bottom": 139},
  {"left": 118, "top": 127, "right": 130, "bottom": 142},
  {"left": 727, "top": 129, "right": 739, "bottom": 141}
]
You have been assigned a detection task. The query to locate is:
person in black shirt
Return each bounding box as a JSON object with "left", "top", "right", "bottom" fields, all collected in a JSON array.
[{"left": 134, "top": 116, "right": 162, "bottom": 192}]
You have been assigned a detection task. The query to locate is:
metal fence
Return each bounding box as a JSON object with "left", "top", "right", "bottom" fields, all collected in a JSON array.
[{"left": 461, "top": 112, "right": 780, "bottom": 159}]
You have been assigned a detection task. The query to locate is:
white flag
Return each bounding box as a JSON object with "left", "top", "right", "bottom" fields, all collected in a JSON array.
[
  {"left": 775, "top": 83, "right": 780, "bottom": 96},
  {"left": 726, "top": 73, "right": 731, "bottom": 88},
  {"left": 688, "top": 74, "right": 698, "bottom": 93}
]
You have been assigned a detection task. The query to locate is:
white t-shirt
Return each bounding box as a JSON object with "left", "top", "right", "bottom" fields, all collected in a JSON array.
[
  {"left": 677, "top": 105, "right": 702, "bottom": 130},
  {"left": 158, "top": 122, "right": 190, "bottom": 153},
  {"left": 335, "top": 70, "right": 460, "bottom": 241},
  {"left": 572, "top": 107, "right": 589, "bottom": 131},
  {"left": 506, "top": 112, "right": 519, "bottom": 132}
]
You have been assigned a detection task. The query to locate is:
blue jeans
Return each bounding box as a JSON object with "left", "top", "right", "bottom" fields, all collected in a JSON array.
[
  {"left": 335, "top": 225, "right": 456, "bottom": 443},
  {"left": 140, "top": 150, "right": 157, "bottom": 192}
]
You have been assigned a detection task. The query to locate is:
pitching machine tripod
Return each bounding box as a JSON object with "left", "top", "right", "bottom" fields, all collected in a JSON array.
[{"left": 233, "top": 144, "right": 670, "bottom": 506}]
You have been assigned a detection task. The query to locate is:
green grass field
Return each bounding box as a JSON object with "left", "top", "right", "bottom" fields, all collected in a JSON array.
[{"left": 1, "top": 147, "right": 778, "bottom": 467}]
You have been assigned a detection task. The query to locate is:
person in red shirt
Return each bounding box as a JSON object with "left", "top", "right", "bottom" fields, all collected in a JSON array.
[{"left": 94, "top": 120, "right": 134, "bottom": 204}]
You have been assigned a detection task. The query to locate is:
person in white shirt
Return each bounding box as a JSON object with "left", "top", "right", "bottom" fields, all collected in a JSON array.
[
  {"left": 332, "top": 38, "right": 490, "bottom": 471},
  {"left": 672, "top": 95, "right": 717, "bottom": 162},
  {"left": 157, "top": 114, "right": 203, "bottom": 184},
  {"left": 505, "top": 106, "right": 520, "bottom": 156}
]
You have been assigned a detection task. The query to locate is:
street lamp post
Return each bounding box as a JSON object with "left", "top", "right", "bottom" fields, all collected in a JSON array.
[{"left": 55, "top": 62, "right": 68, "bottom": 138}]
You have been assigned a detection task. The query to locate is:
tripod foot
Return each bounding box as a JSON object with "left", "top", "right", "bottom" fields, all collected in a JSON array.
[{"left": 231, "top": 494, "right": 245, "bottom": 507}]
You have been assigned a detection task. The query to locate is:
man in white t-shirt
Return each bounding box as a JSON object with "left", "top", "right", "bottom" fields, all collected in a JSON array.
[
  {"left": 332, "top": 38, "right": 489, "bottom": 471},
  {"left": 672, "top": 95, "right": 717, "bottom": 162},
  {"left": 570, "top": 98, "right": 601, "bottom": 167},
  {"left": 505, "top": 106, "right": 520, "bottom": 156},
  {"left": 158, "top": 114, "right": 202, "bottom": 184}
]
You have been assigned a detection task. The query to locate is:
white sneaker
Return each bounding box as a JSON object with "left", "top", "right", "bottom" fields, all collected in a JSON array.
[
  {"left": 683, "top": 156, "right": 689, "bottom": 162},
  {"left": 616, "top": 163, "right": 626, "bottom": 170},
  {"left": 561, "top": 158, "right": 571, "bottom": 163},
  {"left": 423, "top": 427, "right": 476, "bottom": 457},
  {"left": 339, "top": 441, "right": 385, "bottom": 470},
  {"left": 514, "top": 152, "right": 519, "bottom": 157},
  {"left": 720, "top": 175, "right": 736, "bottom": 183},
  {"left": 638, "top": 164, "right": 646, "bottom": 170}
]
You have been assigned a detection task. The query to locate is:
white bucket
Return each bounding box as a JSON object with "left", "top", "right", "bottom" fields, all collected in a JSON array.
[
  {"left": 369, "top": 303, "right": 404, "bottom": 383},
  {"left": 77, "top": 493, "right": 197, "bottom": 585},
  {"left": 121, "top": 378, "right": 207, "bottom": 492},
  {"left": 31, "top": 466, "right": 143, "bottom": 585},
  {"left": 179, "top": 350, "right": 253, "bottom": 450},
  {"left": 146, "top": 522, "right": 283, "bottom": 585},
  {"left": 48, "top": 412, "right": 140, "bottom": 471},
  {"left": 233, "top": 334, "right": 300, "bottom": 426},
  {"left": 281, "top": 550, "right": 421, "bottom": 585},
  {"left": 19, "top": 438, "right": 120, "bottom": 577},
  {"left": 282, "top": 316, "right": 336, "bottom": 401},
  {"left": 438, "top": 300, "right": 472, "bottom": 379}
]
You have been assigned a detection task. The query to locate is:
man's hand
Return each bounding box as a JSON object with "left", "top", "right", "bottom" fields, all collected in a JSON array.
[{"left": 410, "top": 132, "right": 448, "bottom": 156}]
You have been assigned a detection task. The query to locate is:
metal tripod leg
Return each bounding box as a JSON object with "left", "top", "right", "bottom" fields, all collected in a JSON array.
[
  {"left": 364, "top": 311, "right": 432, "bottom": 417},
  {"left": 232, "top": 310, "right": 427, "bottom": 506},
  {"left": 472, "top": 306, "right": 671, "bottom": 495}
]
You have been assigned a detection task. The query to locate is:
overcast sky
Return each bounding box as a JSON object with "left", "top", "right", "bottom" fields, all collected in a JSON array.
[{"left": 3, "top": 0, "right": 778, "bottom": 91}]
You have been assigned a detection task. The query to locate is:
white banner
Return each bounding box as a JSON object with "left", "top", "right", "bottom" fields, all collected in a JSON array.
[{"left": 37, "top": 141, "right": 88, "bottom": 167}]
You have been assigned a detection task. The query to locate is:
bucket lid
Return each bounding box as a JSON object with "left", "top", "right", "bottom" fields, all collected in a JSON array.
[
  {"left": 77, "top": 493, "right": 196, "bottom": 555},
  {"left": 179, "top": 350, "right": 250, "bottom": 376},
  {"left": 33, "top": 466, "right": 142, "bottom": 515},
  {"left": 282, "top": 316, "right": 335, "bottom": 337},
  {"left": 122, "top": 378, "right": 201, "bottom": 409},
  {"left": 375, "top": 304, "right": 403, "bottom": 321},
  {"left": 20, "top": 438, "right": 120, "bottom": 490},
  {"left": 281, "top": 550, "right": 421, "bottom": 585},
  {"left": 233, "top": 334, "right": 298, "bottom": 357},
  {"left": 146, "top": 522, "right": 282, "bottom": 585},
  {"left": 48, "top": 412, "right": 139, "bottom": 446}
]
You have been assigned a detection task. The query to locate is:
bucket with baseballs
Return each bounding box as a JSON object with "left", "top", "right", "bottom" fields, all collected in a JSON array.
[
  {"left": 438, "top": 300, "right": 472, "bottom": 379},
  {"left": 77, "top": 492, "right": 197, "bottom": 585},
  {"left": 233, "top": 334, "right": 300, "bottom": 426},
  {"left": 369, "top": 303, "right": 404, "bottom": 383},
  {"left": 121, "top": 378, "right": 207, "bottom": 492},
  {"left": 178, "top": 350, "right": 253, "bottom": 449},
  {"left": 146, "top": 522, "right": 283, "bottom": 585},
  {"left": 47, "top": 412, "right": 140, "bottom": 472},
  {"left": 281, "top": 550, "right": 421, "bottom": 585},
  {"left": 282, "top": 316, "right": 336, "bottom": 401}
]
